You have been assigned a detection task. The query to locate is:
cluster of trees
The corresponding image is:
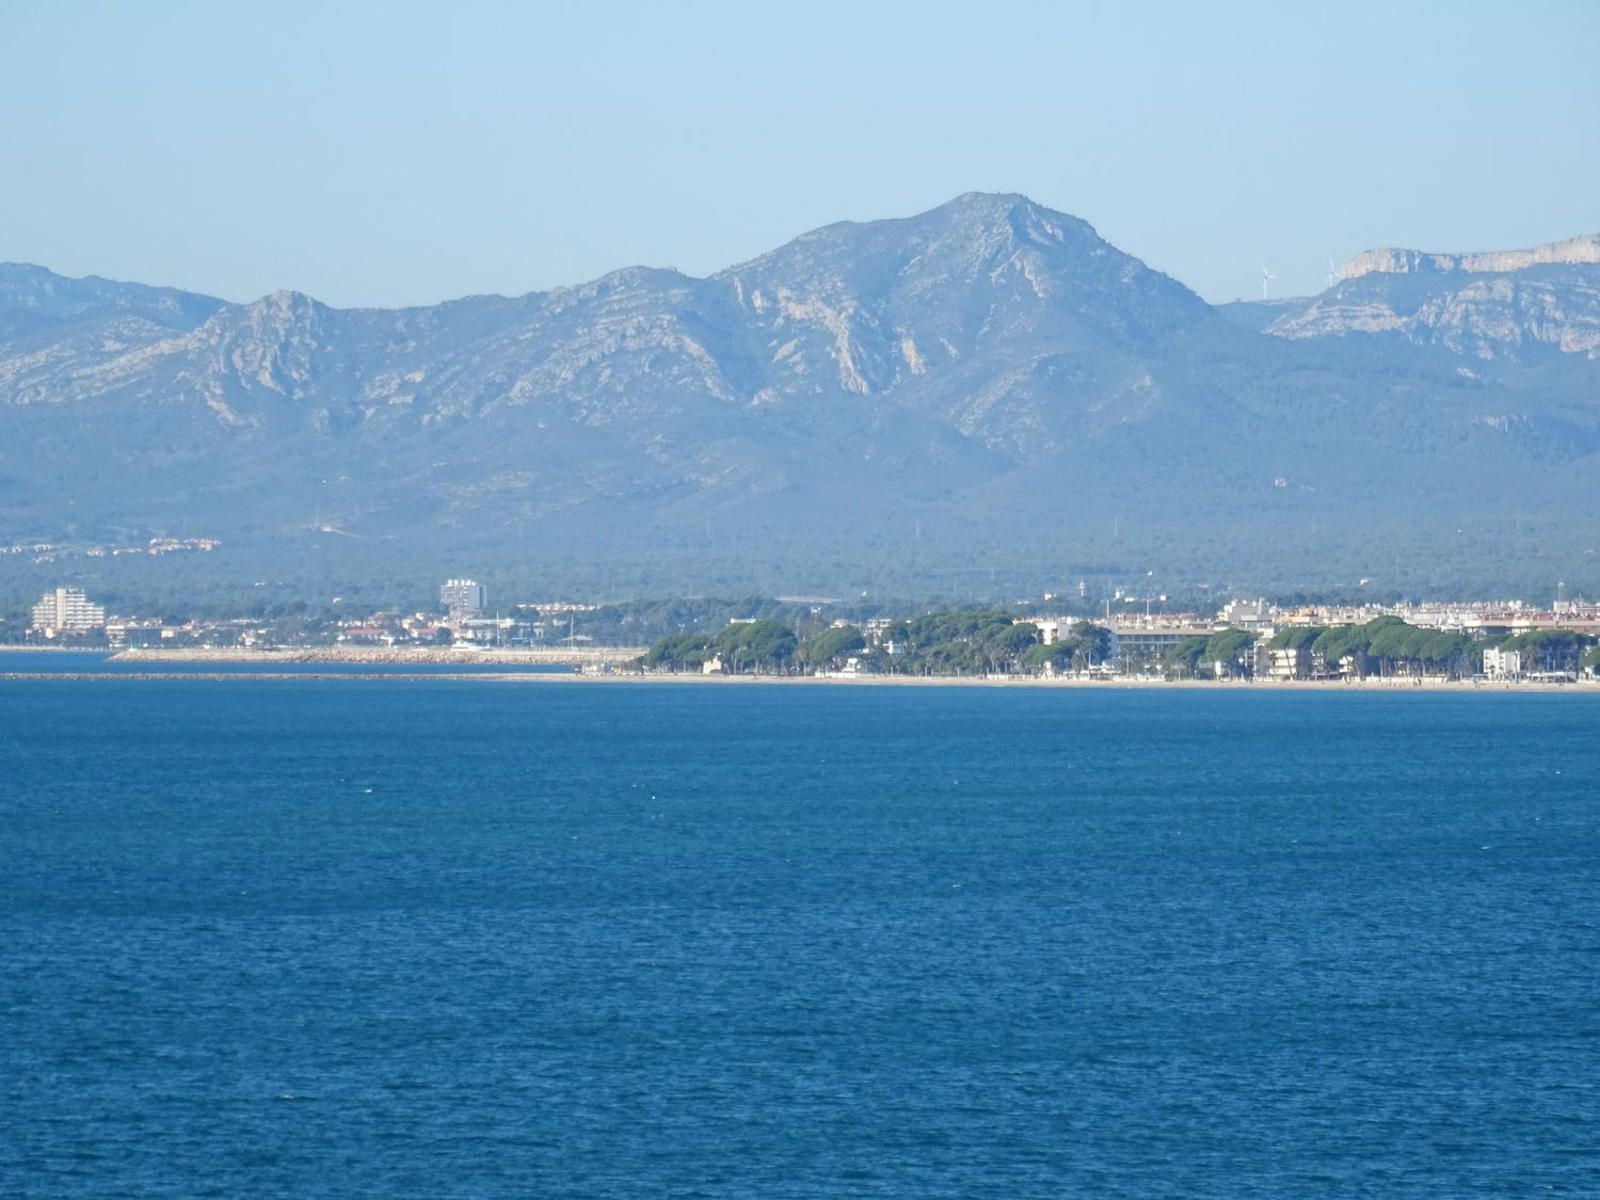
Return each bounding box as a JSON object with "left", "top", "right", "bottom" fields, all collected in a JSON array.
[
  {"left": 639, "top": 618, "right": 801, "bottom": 673},
  {"left": 1493, "top": 629, "right": 1593, "bottom": 675},
  {"left": 802, "top": 624, "right": 868, "bottom": 667},
  {"left": 1018, "top": 622, "right": 1114, "bottom": 674},
  {"left": 876, "top": 611, "right": 1036, "bottom": 676},
  {"left": 1266, "top": 617, "right": 1478, "bottom": 676},
  {"left": 1352, "top": 620, "right": 1477, "bottom": 675},
  {"left": 1264, "top": 616, "right": 1598, "bottom": 678},
  {"left": 574, "top": 595, "right": 877, "bottom": 648},
  {"left": 1160, "top": 628, "right": 1256, "bottom": 678},
  {"left": 869, "top": 612, "right": 1113, "bottom": 677},
  {"left": 638, "top": 609, "right": 1118, "bottom": 677}
]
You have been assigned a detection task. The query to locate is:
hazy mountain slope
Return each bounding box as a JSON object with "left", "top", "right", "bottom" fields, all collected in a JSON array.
[
  {"left": 2, "top": 197, "right": 1598, "bottom": 605},
  {"left": 0, "top": 263, "right": 222, "bottom": 337},
  {"left": 0, "top": 264, "right": 226, "bottom": 407}
]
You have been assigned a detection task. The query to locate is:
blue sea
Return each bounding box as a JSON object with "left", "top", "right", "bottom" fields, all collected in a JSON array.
[{"left": 3, "top": 680, "right": 1598, "bottom": 1197}]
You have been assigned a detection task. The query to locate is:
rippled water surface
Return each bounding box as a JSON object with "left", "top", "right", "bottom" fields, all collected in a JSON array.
[{"left": 3, "top": 681, "right": 1598, "bottom": 1196}]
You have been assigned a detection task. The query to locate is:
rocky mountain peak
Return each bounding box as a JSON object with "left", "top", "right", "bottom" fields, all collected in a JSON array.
[
  {"left": 936, "top": 191, "right": 1094, "bottom": 243},
  {"left": 183, "top": 289, "right": 333, "bottom": 402},
  {"left": 255, "top": 289, "right": 326, "bottom": 320}
]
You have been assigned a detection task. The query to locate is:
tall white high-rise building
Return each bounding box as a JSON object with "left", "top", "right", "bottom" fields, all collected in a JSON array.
[
  {"left": 439, "top": 578, "right": 485, "bottom": 621},
  {"left": 30, "top": 587, "right": 107, "bottom": 633}
]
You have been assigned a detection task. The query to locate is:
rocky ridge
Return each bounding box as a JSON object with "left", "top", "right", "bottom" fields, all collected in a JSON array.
[{"left": 1337, "top": 234, "right": 1600, "bottom": 280}]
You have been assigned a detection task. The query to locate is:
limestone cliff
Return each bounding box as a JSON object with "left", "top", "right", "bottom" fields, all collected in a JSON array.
[
  {"left": 1337, "top": 234, "right": 1600, "bottom": 281},
  {"left": 1271, "top": 235, "right": 1600, "bottom": 358}
]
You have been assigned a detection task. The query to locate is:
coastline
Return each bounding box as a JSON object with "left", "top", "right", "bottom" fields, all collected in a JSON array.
[
  {"left": 103, "top": 645, "right": 646, "bottom": 665},
  {"left": 107, "top": 648, "right": 1600, "bottom": 692},
  {"left": 1, "top": 662, "right": 1593, "bottom": 694},
  {"left": 503, "top": 672, "right": 1598, "bottom": 694}
]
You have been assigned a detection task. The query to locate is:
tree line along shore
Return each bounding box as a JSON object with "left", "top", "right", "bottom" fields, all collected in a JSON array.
[{"left": 638, "top": 610, "right": 1600, "bottom": 682}]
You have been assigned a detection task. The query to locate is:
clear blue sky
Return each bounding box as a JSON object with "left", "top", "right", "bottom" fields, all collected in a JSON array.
[{"left": 3, "top": 0, "right": 1595, "bottom": 307}]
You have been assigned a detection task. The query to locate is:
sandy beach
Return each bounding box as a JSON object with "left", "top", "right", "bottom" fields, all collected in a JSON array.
[
  {"left": 0, "top": 648, "right": 1592, "bottom": 693},
  {"left": 493, "top": 672, "right": 1598, "bottom": 694}
]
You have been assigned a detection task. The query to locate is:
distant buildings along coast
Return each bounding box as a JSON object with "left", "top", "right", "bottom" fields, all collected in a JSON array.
[
  {"left": 29, "top": 587, "right": 106, "bottom": 636},
  {"left": 8, "top": 579, "right": 1600, "bottom": 682}
]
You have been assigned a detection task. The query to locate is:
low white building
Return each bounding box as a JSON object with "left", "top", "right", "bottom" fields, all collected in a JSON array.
[{"left": 1262, "top": 645, "right": 1310, "bottom": 681}]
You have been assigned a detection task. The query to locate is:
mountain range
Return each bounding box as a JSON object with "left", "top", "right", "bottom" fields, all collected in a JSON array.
[{"left": 3, "top": 193, "right": 1597, "bottom": 607}]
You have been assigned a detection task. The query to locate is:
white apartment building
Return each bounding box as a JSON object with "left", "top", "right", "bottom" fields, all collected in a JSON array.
[
  {"left": 1482, "top": 646, "right": 1521, "bottom": 680},
  {"left": 439, "top": 578, "right": 485, "bottom": 621},
  {"left": 30, "top": 587, "right": 107, "bottom": 634}
]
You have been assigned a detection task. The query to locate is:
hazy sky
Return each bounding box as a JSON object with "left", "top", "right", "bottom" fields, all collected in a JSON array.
[{"left": 3, "top": 0, "right": 1595, "bottom": 307}]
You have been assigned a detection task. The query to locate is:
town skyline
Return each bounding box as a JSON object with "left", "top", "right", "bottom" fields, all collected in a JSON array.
[{"left": 13, "top": 575, "right": 1600, "bottom": 687}]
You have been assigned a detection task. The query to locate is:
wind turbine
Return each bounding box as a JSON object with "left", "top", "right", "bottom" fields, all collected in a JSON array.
[
  {"left": 1260, "top": 264, "right": 1277, "bottom": 301},
  {"left": 1324, "top": 256, "right": 1341, "bottom": 288}
]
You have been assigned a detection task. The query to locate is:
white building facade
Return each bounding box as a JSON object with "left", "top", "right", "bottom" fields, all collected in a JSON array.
[
  {"left": 1482, "top": 646, "right": 1521, "bottom": 680},
  {"left": 439, "top": 578, "right": 486, "bottom": 622},
  {"left": 30, "top": 587, "right": 107, "bottom": 634}
]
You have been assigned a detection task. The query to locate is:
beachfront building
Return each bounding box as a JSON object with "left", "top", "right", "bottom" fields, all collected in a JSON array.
[
  {"left": 1262, "top": 645, "right": 1311, "bottom": 681},
  {"left": 29, "top": 587, "right": 107, "bottom": 635},
  {"left": 1108, "top": 624, "right": 1216, "bottom": 673},
  {"left": 1483, "top": 646, "right": 1522, "bottom": 680}
]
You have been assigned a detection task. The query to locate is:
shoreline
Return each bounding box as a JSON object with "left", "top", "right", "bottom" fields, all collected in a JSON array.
[
  {"left": 0, "top": 645, "right": 1592, "bottom": 694},
  {"left": 1, "top": 665, "right": 1593, "bottom": 693},
  {"left": 109, "top": 646, "right": 645, "bottom": 665},
  {"left": 506, "top": 672, "right": 1597, "bottom": 693}
]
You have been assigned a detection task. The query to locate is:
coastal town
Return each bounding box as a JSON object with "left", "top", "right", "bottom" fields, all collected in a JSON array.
[{"left": 8, "top": 577, "right": 1600, "bottom": 685}]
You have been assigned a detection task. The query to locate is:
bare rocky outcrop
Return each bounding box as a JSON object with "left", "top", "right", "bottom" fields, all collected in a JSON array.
[
  {"left": 1337, "top": 234, "right": 1600, "bottom": 280},
  {"left": 1272, "top": 235, "right": 1600, "bottom": 358}
]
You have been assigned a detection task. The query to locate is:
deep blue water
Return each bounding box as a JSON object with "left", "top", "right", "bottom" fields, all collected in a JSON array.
[{"left": 3, "top": 682, "right": 1598, "bottom": 1197}]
